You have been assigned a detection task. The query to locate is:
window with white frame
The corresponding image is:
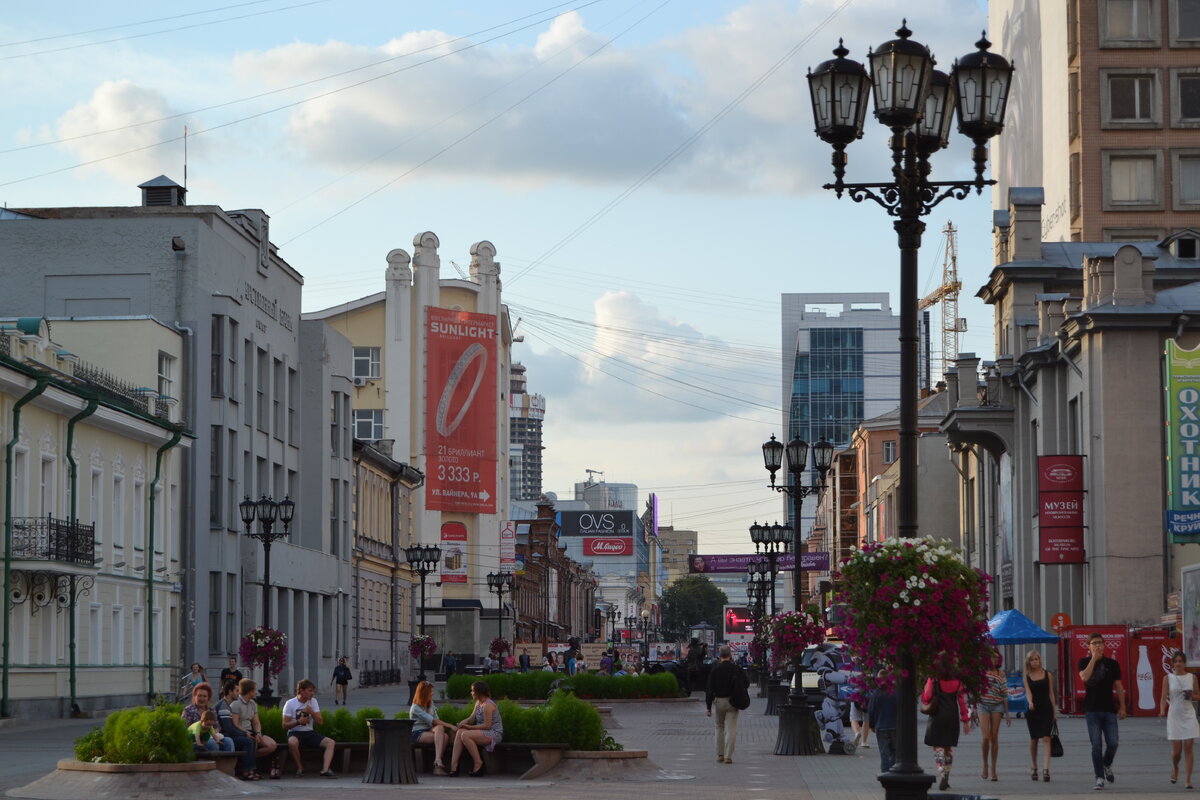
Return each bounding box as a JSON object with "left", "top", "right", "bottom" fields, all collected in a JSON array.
[
  {"left": 1101, "top": 0, "right": 1160, "bottom": 45},
  {"left": 133, "top": 480, "right": 145, "bottom": 551},
  {"left": 112, "top": 606, "right": 125, "bottom": 665},
  {"left": 91, "top": 470, "right": 103, "bottom": 546},
  {"left": 39, "top": 457, "right": 55, "bottom": 517},
  {"left": 353, "top": 347, "right": 381, "bottom": 379},
  {"left": 1102, "top": 69, "right": 1160, "bottom": 127},
  {"left": 1172, "top": 149, "right": 1200, "bottom": 209},
  {"left": 1169, "top": 0, "right": 1200, "bottom": 45},
  {"left": 353, "top": 409, "right": 384, "bottom": 440},
  {"left": 157, "top": 352, "right": 175, "bottom": 399},
  {"left": 89, "top": 604, "right": 103, "bottom": 664},
  {"left": 112, "top": 475, "right": 125, "bottom": 550},
  {"left": 1102, "top": 150, "right": 1163, "bottom": 209},
  {"left": 1172, "top": 69, "right": 1200, "bottom": 127},
  {"left": 882, "top": 440, "right": 898, "bottom": 464},
  {"left": 132, "top": 607, "right": 143, "bottom": 669},
  {"left": 12, "top": 449, "right": 26, "bottom": 517}
]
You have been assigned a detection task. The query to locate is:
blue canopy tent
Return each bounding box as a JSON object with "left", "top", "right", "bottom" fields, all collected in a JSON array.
[{"left": 987, "top": 610, "right": 1059, "bottom": 714}]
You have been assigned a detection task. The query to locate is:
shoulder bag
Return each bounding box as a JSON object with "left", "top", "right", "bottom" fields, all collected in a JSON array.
[{"left": 730, "top": 669, "right": 751, "bottom": 710}]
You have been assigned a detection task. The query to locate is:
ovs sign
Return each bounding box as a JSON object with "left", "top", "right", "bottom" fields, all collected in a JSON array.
[
  {"left": 559, "top": 510, "right": 635, "bottom": 537},
  {"left": 584, "top": 537, "right": 633, "bottom": 556}
]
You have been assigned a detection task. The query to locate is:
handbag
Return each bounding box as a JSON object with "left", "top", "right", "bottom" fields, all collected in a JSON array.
[
  {"left": 730, "top": 673, "right": 751, "bottom": 710},
  {"left": 919, "top": 686, "right": 940, "bottom": 715},
  {"left": 1050, "top": 722, "right": 1064, "bottom": 758}
]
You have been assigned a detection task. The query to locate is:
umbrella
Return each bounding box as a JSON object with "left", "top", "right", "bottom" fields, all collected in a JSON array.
[{"left": 987, "top": 609, "right": 1059, "bottom": 644}]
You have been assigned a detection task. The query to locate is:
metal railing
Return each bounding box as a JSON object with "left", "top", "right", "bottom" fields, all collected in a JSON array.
[{"left": 11, "top": 515, "right": 96, "bottom": 567}]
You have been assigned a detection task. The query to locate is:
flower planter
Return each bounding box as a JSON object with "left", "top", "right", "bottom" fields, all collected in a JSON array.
[{"left": 11, "top": 759, "right": 256, "bottom": 799}]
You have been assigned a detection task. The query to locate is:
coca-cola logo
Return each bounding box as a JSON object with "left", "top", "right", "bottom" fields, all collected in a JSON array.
[{"left": 584, "top": 537, "right": 632, "bottom": 556}]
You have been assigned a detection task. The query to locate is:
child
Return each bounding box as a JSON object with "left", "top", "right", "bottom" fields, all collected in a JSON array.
[{"left": 189, "top": 709, "right": 226, "bottom": 751}]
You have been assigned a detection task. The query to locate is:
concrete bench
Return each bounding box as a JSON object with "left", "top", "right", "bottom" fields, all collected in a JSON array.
[
  {"left": 195, "top": 750, "right": 243, "bottom": 776},
  {"left": 293, "top": 741, "right": 369, "bottom": 774},
  {"left": 413, "top": 741, "right": 568, "bottom": 780}
]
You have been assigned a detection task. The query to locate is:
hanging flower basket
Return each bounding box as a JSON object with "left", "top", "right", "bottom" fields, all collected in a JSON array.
[
  {"left": 489, "top": 637, "right": 511, "bottom": 656},
  {"left": 833, "top": 536, "right": 992, "bottom": 695},
  {"left": 409, "top": 634, "right": 437, "bottom": 660},
  {"left": 238, "top": 626, "right": 288, "bottom": 677},
  {"left": 766, "top": 610, "right": 826, "bottom": 669}
]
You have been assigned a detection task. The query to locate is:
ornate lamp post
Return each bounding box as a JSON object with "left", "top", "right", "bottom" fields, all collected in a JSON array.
[
  {"left": 605, "top": 604, "right": 622, "bottom": 644},
  {"left": 806, "top": 22, "right": 1012, "bottom": 800},
  {"left": 761, "top": 435, "right": 834, "bottom": 611},
  {"left": 405, "top": 543, "right": 442, "bottom": 680},
  {"left": 486, "top": 571, "right": 514, "bottom": 643},
  {"left": 239, "top": 494, "right": 295, "bottom": 703},
  {"left": 749, "top": 521, "right": 793, "bottom": 614},
  {"left": 639, "top": 609, "right": 651, "bottom": 669}
]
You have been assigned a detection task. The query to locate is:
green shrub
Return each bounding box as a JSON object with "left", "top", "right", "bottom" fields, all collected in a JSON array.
[
  {"left": 78, "top": 707, "right": 193, "bottom": 764},
  {"left": 259, "top": 706, "right": 284, "bottom": 742},
  {"left": 542, "top": 691, "right": 602, "bottom": 750},
  {"left": 447, "top": 670, "right": 677, "bottom": 700}
]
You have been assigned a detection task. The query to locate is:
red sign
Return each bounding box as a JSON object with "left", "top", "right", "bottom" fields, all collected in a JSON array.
[
  {"left": 1065, "top": 626, "right": 1128, "bottom": 703},
  {"left": 425, "top": 307, "right": 497, "bottom": 513},
  {"left": 440, "top": 521, "right": 468, "bottom": 583},
  {"left": 584, "top": 537, "right": 632, "bottom": 556},
  {"left": 1050, "top": 612, "right": 1071, "bottom": 632},
  {"left": 1038, "top": 455, "right": 1084, "bottom": 492},
  {"left": 1039, "top": 527, "right": 1085, "bottom": 563},
  {"left": 1039, "top": 492, "right": 1084, "bottom": 526}
]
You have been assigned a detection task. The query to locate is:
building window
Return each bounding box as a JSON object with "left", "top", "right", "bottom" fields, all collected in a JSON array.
[
  {"left": 1070, "top": 152, "right": 1082, "bottom": 221},
  {"left": 90, "top": 470, "right": 103, "bottom": 546},
  {"left": 1171, "top": 69, "right": 1200, "bottom": 127},
  {"left": 89, "top": 604, "right": 103, "bottom": 665},
  {"left": 228, "top": 321, "right": 239, "bottom": 403},
  {"left": 287, "top": 368, "right": 298, "bottom": 443},
  {"left": 210, "top": 426, "right": 222, "bottom": 527},
  {"left": 1104, "top": 227, "right": 1168, "bottom": 241},
  {"left": 1069, "top": 72, "right": 1081, "bottom": 139},
  {"left": 1101, "top": 0, "right": 1160, "bottom": 46},
  {"left": 1172, "top": 149, "right": 1200, "bottom": 209},
  {"left": 1102, "top": 69, "right": 1160, "bottom": 127},
  {"left": 1169, "top": 0, "right": 1200, "bottom": 46},
  {"left": 354, "top": 409, "right": 384, "bottom": 440},
  {"left": 882, "top": 440, "right": 897, "bottom": 464},
  {"left": 157, "top": 352, "right": 175, "bottom": 399},
  {"left": 211, "top": 315, "right": 224, "bottom": 397},
  {"left": 273, "top": 358, "right": 284, "bottom": 439},
  {"left": 39, "top": 457, "right": 55, "bottom": 517},
  {"left": 133, "top": 480, "right": 145, "bottom": 551},
  {"left": 112, "top": 475, "right": 125, "bottom": 550},
  {"left": 353, "top": 347, "right": 381, "bottom": 379},
  {"left": 227, "top": 430, "right": 238, "bottom": 530},
  {"left": 112, "top": 606, "right": 125, "bottom": 665},
  {"left": 243, "top": 340, "right": 253, "bottom": 427},
  {"left": 226, "top": 573, "right": 238, "bottom": 653},
  {"left": 1102, "top": 149, "right": 1163, "bottom": 209},
  {"left": 256, "top": 348, "right": 269, "bottom": 433},
  {"left": 209, "top": 572, "right": 222, "bottom": 653}
]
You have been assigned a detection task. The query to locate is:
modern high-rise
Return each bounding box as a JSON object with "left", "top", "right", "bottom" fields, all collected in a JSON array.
[
  {"left": 990, "top": 0, "right": 1200, "bottom": 243},
  {"left": 508, "top": 363, "right": 545, "bottom": 502},
  {"left": 780, "top": 293, "right": 902, "bottom": 535}
]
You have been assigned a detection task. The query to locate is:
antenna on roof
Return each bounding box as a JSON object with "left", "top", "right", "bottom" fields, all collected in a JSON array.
[{"left": 183, "top": 126, "right": 188, "bottom": 191}]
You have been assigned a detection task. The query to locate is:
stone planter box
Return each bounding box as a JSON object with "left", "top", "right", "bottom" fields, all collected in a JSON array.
[{"left": 9, "top": 759, "right": 262, "bottom": 799}]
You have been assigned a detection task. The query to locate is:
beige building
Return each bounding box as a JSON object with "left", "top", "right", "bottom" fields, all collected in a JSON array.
[
  {"left": 1, "top": 318, "right": 188, "bottom": 717},
  {"left": 656, "top": 525, "right": 698, "bottom": 586},
  {"left": 305, "top": 233, "right": 514, "bottom": 664},
  {"left": 991, "top": 0, "right": 1200, "bottom": 243},
  {"left": 942, "top": 187, "right": 1200, "bottom": 625}
]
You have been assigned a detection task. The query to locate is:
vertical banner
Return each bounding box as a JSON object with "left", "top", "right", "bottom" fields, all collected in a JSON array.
[
  {"left": 499, "top": 521, "right": 517, "bottom": 574},
  {"left": 440, "top": 521, "right": 468, "bottom": 583},
  {"left": 425, "top": 307, "right": 497, "bottom": 513},
  {"left": 1166, "top": 340, "right": 1200, "bottom": 541},
  {"left": 1037, "top": 455, "right": 1085, "bottom": 563}
]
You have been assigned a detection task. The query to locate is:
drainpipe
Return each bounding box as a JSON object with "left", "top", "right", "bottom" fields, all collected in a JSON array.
[
  {"left": 65, "top": 398, "right": 99, "bottom": 716},
  {"left": 147, "top": 429, "right": 183, "bottom": 702},
  {"left": 4, "top": 377, "right": 49, "bottom": 717}
]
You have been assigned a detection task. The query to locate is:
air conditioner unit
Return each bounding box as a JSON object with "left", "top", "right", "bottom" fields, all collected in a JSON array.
[{"left": 352, "top": 376, "right": 368, "bottom": 387}]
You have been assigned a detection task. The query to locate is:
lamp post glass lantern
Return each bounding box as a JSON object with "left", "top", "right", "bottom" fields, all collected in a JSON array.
[
  {"left": 239, "top": 494, "right": 294, "bottom": 702},
  {"left": 806, "top": 20, "right": 1011, "bottom": 800},
  {"left": 486, "top": 571, "right": 514, "bottom": 645}
]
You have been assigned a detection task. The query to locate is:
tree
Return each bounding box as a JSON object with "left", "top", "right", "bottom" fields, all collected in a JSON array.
[{"left": 660, "top": 575, "right": 728, "bottom": 640}]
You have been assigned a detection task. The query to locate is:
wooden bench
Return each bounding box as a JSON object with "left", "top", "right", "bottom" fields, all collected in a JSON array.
[
  {"left": 412, "top": 741, "right": 568, "bottom": 780},
  {"left": 292, "top": 741, "right": 369, "bottom": 774}
]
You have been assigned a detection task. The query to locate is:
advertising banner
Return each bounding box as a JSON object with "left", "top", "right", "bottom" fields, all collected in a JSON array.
[
  {"left": 1130, "top": 629, "right": 1179, "bottom": 716},
  {"left": 499, "top": 521, "right": 517, "bottom": 573},
  {"left": 1184, "top": 564, "right": 1200, "bottom": 665},
  {"left": 583, "top": 537, "right": 632, "bottom": 556},
  {"left": 440, "top": 521, "right": 468, "bottom": 583},
  {"left": 688, "top": 552, "right": 830, "bottom": 573},
  {"left": 425, "top": 306, "right": 498, "bottom": 513},
  {"left": 1037, "top": 455, "right": 1085, "bottom": 563},
  {"left": 1060, "top": 625, "right": 1128, "bottom": 713},
  {"left": 557, "top": 510, "right": 636, "bottom": 537},
  {"left": 1166, "top": 341, "right": 1200, "bottom": 541},
  {"left": 723, "top": 605, "right": 754, "bottom": 635}
]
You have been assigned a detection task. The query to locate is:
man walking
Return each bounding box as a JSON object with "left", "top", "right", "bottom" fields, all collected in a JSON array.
[
  {"left": 706, "top": 645, "right": 749, "bottom": 764},
  {"left": 1079, "top": 632, "right": 1126, "bottom": 790},
  {"left": 867, "top": 677, "right": 897, "bottom": 773},
  {"left": 519, "top": 648, "right": 532, "bottom": 672},
  {"left": 329, "top": 657, "right": 352, "bottom": 706}
]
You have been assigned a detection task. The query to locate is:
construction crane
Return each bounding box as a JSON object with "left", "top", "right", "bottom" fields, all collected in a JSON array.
[{"left": 918, "top": 222, "right": 966, "bottom": 381}]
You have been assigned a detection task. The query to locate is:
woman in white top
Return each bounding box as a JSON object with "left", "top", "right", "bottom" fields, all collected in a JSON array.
[
  {"left": 1160, "top": 649, "right": 1200, "bottom": 788},
  {"left": 409, "top": 680, "right": 457, "bottom": 776}
]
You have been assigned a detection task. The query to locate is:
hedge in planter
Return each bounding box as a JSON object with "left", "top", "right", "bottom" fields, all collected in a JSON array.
[
  {"left": 446, "top": 671, "right": 679, "bottom": 700},
  {"left": 257, "top": 704, "right": 383, "bottom": 743},
  {"left": 428, "top": 691, "right": 603, "bottom": 750},
  {"left": 74, "top": 707, "right": 194, "bottom": 764}
]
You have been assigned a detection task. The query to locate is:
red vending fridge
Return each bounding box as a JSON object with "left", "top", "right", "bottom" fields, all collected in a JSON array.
[
  {"left": 1130, "top": 628, "right": 1181, "bottom": 717},
  {"left": 1059, "top": 625, "right": 1129, "bottom": 715}
]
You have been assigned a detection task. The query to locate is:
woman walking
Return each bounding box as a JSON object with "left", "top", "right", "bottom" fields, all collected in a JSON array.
[
  {"left": 1160, "top": 649, "right": 1200, "bottom": 788},
  {"left": 977, "top": 651, "right": 1011, "bottom": 781},
  {"left": 922, "top": 664, "right": 972, "bottom": 791},
  {"left": 1022, "top": 649, "right": 1058, "bottom": 782}
]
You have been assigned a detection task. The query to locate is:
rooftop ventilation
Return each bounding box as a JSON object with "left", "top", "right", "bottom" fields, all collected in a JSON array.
[{"left": 138, "top": 175, "right": 186, "bottom": 207}]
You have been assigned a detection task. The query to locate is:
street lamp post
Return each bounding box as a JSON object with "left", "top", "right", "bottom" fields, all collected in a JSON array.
[
  {"left": 604, "top": 604, "right": 622, "bottom": 645},
  {"left": 761, "top": 435, "right": 834, "bottom": 612},
  {"left": 806, "top": 22, "right": 1012, "bottom": 800},
  {"left": 748, "top": 521, "right": 793, "bottom": 615},
  {"left": 639, "top": 609, "right": 650, "bottom": 669},
  {"left": 486, "top": 571, "right": 514, "bottom": 644},
  {"left": 239, "top": 494, "right": 295, "bottom": 704},
  {"left": 405, "top": 543, "right": 442, "bottom": 680}
]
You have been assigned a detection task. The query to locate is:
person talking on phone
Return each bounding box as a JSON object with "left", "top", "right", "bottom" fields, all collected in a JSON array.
[{"left": 1078, "top": 632, "right": 1126, "bottom": 791}]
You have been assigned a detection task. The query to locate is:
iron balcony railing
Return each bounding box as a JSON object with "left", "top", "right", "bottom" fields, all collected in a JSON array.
[{"left": 11, "top": 515, "right": 96, "bottom": 567}]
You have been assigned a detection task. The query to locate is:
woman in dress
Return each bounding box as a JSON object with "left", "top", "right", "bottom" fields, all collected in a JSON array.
[
  {"left": 922, "top": 662, "right": 972, "bottom": 791},
  {"left": 1160, "top": 649, "right": 1200, "bottom": 788},
  {"left": 409, "top": 680, "right": 458, "bottom": 776},
  {"left": 977, "top": 650, "right": 1011, "bottom": 781},
  {"left": 1022, "top": 649, "right": 1058, "bottom": 782},
  {"left": 450, "top": 681, "right": 503, "bottom": 777}
]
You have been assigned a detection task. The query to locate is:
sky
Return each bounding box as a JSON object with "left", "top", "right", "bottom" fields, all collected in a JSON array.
[{"left": 1, "top": 0, "right": 997, "bottom": 555}]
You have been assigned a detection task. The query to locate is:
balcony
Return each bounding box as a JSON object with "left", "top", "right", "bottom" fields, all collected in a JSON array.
[{"left": 11, "top": 515, "right": 97, "bottom": 572}]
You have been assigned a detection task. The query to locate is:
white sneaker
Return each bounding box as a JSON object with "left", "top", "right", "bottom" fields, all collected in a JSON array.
[
  {"left": 852, "top": 732, "right": 862, "bottom": 748},
  {"left": 1094, "top": 778, "right": 1105, "bottom": 790},
  {"left": 860, "top": 742, "right": 871, "bottom": 749}
]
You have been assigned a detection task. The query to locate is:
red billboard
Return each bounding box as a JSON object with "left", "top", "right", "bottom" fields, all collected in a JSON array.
[
  {"left": 584, "top": 537, "right": 632, "bottom": 556},
  {"left": 425, "top": 307, "right": 497, "bottom": 513},
  {"left": 1037, "top": 455, "right": 1085, "bottom": 563}
]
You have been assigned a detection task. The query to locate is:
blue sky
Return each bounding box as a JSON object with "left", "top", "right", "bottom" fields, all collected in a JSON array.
[{"left": 1, "top": 0, "right": 996, "bottom": 552}]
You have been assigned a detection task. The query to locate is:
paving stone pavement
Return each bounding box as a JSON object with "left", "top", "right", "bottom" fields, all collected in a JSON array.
[{"left": 1, "top": 684, "right": 1199, "bottom": 800}]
